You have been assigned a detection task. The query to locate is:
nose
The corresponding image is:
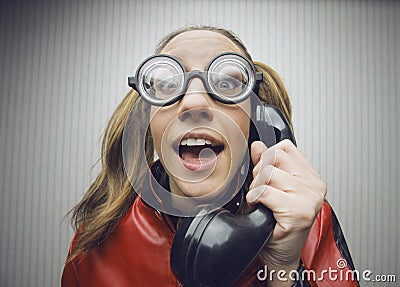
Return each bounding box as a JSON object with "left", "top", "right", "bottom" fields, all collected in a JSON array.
[{"left": 178, "top": 78, "right": 214, "bottom": 122}]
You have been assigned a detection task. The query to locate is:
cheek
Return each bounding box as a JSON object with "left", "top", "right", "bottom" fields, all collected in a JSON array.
[
  {"left": 149, "top": 109, "right": 165, "bottom": 153},
  {"left": 238, "top": 113, "right": 250, "bottom": 139},
  {"left": 218, "top": 104, "right": 250, "bottom": 170},
  {"left": 228, "top": 101, "right": 251, "bottom": 140},
  {"left": 230, "top": 115, "right": 250, "bottom": 157}
]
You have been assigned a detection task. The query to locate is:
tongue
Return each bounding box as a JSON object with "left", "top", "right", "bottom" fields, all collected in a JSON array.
[
  {"left": 180, "top": 146, "right": 218, "bottom": 171},
  {"left": 180, "top": 146, "right": 216, "bottom": 161}
]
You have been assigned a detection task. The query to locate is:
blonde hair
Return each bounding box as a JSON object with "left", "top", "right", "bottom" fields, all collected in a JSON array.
[{"left": 67, "top": 25, "right": 292, "bottom": 263}]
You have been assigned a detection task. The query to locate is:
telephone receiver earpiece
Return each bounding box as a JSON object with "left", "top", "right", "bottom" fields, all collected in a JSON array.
[
  {"left": 170, "top": 104, "right": 296, "bottom": 287},
  {"left": 249, "top": 104, "right": 297, "bottom": 148}
]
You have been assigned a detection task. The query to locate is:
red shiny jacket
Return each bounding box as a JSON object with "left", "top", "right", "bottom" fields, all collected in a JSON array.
[{"left": 61, "top": 196, "right": 359, "bottom": 286}]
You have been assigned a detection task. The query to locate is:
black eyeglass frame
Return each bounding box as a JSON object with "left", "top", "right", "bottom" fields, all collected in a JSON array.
[{"left": 128, "top": 52, "right": 263, "bottom": 106}]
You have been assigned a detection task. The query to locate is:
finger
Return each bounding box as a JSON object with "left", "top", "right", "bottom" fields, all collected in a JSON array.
[
  {"left": 250, "top": 164, "right": 274, "bottom": 190},
  {"left": 252, "top": 144, "right": 290, "bottom": 177},
  {"left": 274, "top": 139, "right": 320, "bottom": 177},
  {"left": 253, "top": 140, "right": 318, "bottom": 179},
  {"left": 250, "top": 141, "right": 267, "bottom": 166},
  {"left": 246, "top": 184, "right": 322, "bottom": 225},
  {"left": 250, "top": 158, "right": 326, "bottom": 203},
  {"left": 250, "top": 165, "right": 299, "bottom": 192},
  {"left": 246, "top": 184, "right": 288, "bottom": 211}
]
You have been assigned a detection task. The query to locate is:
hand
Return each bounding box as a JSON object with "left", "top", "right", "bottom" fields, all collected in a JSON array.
[{"left": 246, "top": 140, "right": 326, "bottom": 280}]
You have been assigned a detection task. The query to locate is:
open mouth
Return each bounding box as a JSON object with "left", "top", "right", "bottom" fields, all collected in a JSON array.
[{"left": 178, "top": 137, "right": 224, "bottom": 171}]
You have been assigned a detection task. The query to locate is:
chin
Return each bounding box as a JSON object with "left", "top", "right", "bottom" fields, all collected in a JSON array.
[{"left": 172, "top": 170, "right": 235, "bottom": 199}]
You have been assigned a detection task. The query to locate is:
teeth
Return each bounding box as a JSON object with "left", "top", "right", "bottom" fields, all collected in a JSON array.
[
  {"left": 180, "top": 138, "right": 213, "bottom": 146},
  {"left": 195, "top": 139, "right": 206, "bottom": 146},
  {"left": 187, "top": 138, "right": 196, "bottom": 146}
]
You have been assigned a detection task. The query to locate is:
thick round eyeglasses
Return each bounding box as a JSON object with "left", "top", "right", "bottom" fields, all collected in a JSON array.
[{"left": 128, "top": 52, "right": 263, "bottom": 106}]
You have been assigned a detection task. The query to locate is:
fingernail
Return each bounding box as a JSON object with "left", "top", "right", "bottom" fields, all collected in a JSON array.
[{"left": 247, "top": 187, "right": 265, "bottom": 203}]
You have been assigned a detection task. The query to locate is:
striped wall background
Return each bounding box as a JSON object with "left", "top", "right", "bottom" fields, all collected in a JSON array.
[{"left": 0, "top": 0, "right": 399, "bottom": 286}]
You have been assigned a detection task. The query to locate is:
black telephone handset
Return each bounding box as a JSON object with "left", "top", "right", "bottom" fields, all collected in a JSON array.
[{"left": 170, "top": 104, "right": 296, "bottom": 287}]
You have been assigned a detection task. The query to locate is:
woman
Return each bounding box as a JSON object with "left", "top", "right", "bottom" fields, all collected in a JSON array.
[{"left": 62, "top": 26, "right": 359, "bottom": 286}]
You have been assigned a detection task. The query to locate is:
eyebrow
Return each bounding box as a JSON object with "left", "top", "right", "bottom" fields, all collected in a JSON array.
[
  {"left": 171, "top": 54, "right": 185, "bottom": 63},
  {"left": 176, "top": 56, "right": 189, "bottom": 69}
]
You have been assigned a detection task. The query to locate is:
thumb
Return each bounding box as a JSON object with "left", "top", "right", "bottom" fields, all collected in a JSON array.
[{"left": 250, "top": 141, "right": 268, "bottom": 166}]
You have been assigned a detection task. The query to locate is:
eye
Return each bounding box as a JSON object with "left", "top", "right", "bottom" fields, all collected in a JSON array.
[
  {"left": 150, "top": 68, "right": 182, "bottom": 99},
  {"left": 209, "top": 63, "right": 248, "bottom": 97},
  {"left": 211, "top": 72, "right": 245, "bottom": 97},
  {"left": 154, "top": 78, "right": 179, "bottom": 94},
  {"left": 214, "top": 75, "right": 241, "bottom": 91}
]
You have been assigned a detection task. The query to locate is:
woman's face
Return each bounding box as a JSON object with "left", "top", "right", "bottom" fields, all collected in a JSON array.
[{"left": 150, "top": 30, "right": 251, "bottom": 198}]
